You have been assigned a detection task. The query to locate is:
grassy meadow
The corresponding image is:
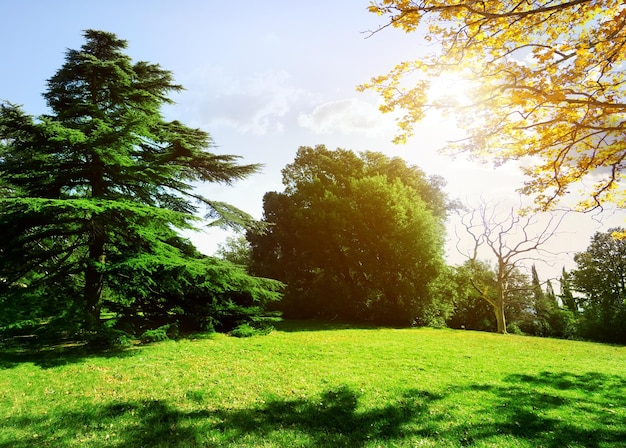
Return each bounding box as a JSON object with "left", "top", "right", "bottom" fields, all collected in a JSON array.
[{"left": 1, "top": 321, "right": 625, "bottom": 447}]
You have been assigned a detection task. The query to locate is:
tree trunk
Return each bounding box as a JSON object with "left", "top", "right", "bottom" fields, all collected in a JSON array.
[
  {"left": 84, "top": 227, "right": 105, "bottom": 327},
  {"left": 494, "top": 286, "right": 507, "bottom": 334},
  {"left": 494, "top": 301, "right": 507, "bottom": 334},
  {"left": 493, "top": 262, "right": 508, "bottom": 334},
  {"left": 84, "top": 152, "right": 106, "bottom": 327},
  {"left": 85, "top": 237, "right": 104, "bottom": 326}
]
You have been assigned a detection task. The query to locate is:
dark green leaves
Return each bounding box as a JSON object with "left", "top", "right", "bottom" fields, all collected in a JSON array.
[
  {"left": 0, "top": 30, "right": 277, "bottom": 337},
  {"left": 250, "top": 145, "right": 448, "bottom": 326},
  {"left": 571, "top": 228, "right": 626, "bottom": 343}
]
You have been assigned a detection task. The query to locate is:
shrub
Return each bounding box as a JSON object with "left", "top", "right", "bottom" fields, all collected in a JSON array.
[
  {"left": 140, "top": 324, "right": 178, "bottom": 343},
  {"left": 87, "top": 327, "right": 133, "bottom": 348},
  {"left": 506, "top": 322, "right": 524, "bottom": 335},
  {"left": 230, "top": 323, "right": 273, "bottom": 338},
  {"left": 549, "top": 309, "right": 578, "bottom": 339}
]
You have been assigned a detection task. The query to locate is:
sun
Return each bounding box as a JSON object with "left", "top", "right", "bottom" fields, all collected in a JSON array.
[
  {"left": 427, "top": 72, "right": 476, "bottom": 108},
  {"left": 411, "top": 71, "right": 476, "bottom": 143}
]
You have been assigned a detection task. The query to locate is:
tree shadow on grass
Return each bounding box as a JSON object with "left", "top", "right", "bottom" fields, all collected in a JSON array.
[
  {"left": 214, "top": 386, "right": 443, "bottom": 446},
  {"left": 0, "top": 386, "right": 441, "bottom": 447},
  {"left": 2, "top": 372, "right": 625, "bottom": 447},
  {"left": 0, "top": 342, "right": 139, "bottom": 369},
  {"left": 452, "top": 371, "right": 626, "bottom": 447},
  {"left": 273, "top": 319, "right": 383, "bottom": 332}
]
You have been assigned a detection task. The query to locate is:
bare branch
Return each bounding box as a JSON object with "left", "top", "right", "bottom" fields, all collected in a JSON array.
[{"left": 455, "top": 198, "right": 567, "bottom": 333}]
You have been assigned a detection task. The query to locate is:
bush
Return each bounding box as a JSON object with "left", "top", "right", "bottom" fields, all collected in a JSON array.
[
  {"left": 549, "top": 309, "right": 578, "bottom": 339},
  {"left": 86, "top": 327, "right": 133, "bottom": 348},
  {"left": 230, "top": 323, "right": 273, "bottom": 338},
  {"left": 506, "top": 322, "right": 524, "bottom": 335},
  {"left": 140, "top": 323, "right": 178, "bottom": 343}
]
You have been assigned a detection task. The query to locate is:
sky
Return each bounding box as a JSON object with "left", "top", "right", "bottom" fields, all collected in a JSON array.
[{"left": 1, "top": 0, "right": 623, "bottom": 281}]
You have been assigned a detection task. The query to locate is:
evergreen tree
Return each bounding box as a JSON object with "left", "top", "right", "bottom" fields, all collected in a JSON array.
[
  {"left": 545, "top": 280, "right": 557, "bottom": 307},
  {"left": 559, "top": 268, "right": 578, "bottom": 315},
  {"left": 543, "top": 277, "right": 577, "bottom": 340},
  {"left": 0, "top": 30, "right": 281, "bottom": 336},
  {"left": 531, "top": 265, "right": 551, "bottom": 336}
]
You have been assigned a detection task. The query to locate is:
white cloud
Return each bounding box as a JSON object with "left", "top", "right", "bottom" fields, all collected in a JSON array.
[
  {"left": 298, "top": 98, "right": 395, "bottom": 137},
  {"left": 179, "top": 68, "right": 314, "bottom": 135}
]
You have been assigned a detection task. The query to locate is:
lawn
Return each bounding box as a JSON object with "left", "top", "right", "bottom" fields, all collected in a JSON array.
[{"left": 1, "top": 321, "right": 625, "bottom": 447}]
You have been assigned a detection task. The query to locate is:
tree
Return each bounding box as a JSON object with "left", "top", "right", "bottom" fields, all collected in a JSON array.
[
  {"left": 249, "top": 145, "right": 449, "bottom": 326},
  {"left": 0, "top": 30, "right": 280, "bottom": 336},
  {"left": 457, "top": 200, "right": 563, "bottom": 333},
  {"left": 540, "top": 277, "right": 578, "bottom": 339},
  {"left": 446, "top": 261, "right": 499, "bottom": 332},
  {"left": 216, "top": 235, "right": 252, "bottom": 268},
  {"left": 446, "top": 260, "right": 537, "bottom": 334},
  {"left": 528, "top": 264, "right": 562, "bottom": 336},
  {"left": 559, "top": 267, "right": 578, "bottom": 315},
  {"left": 571, "top": 228, "right": 626, "bottom": 343},
  {"left": 360, "top": 1, "right": 626, "bottom": 212}
]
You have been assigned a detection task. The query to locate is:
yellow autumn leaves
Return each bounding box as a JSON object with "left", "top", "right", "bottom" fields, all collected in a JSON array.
[{"left": 360, "top": 0, "right": 626, "bottom": 212}]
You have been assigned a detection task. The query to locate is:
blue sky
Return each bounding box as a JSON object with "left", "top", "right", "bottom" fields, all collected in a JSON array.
[{"left": 1, "top": 1, "right": 623, "bottom": 278}]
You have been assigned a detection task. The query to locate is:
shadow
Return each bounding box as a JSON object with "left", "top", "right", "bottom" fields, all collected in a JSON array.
[
  {"left": 449, "top": 371, "right": 626, "bottom": 447},
  {"left": 0, "top": 342, "right": 139, "bottom": 369},
  {"left": 0, "top": 386, "right": 441, "bottom": 447},
  {"left": 273, "top": 319, "right": 383, "bottom": 333},
  {"left": 214, "top": 386, "right": 442, "bottom": 446},
  {"left": 2, "top": 372, "right": 625, "bottom": 446}
]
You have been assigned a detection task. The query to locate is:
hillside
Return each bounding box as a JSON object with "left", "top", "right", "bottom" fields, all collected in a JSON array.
[{"left": 1, "top": 322, "right": 625, "bottom": 447}]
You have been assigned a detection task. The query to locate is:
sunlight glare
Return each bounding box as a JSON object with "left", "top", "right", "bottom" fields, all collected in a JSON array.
[{"left": 427, "top": 72, "right": 475, "bottom": 108}]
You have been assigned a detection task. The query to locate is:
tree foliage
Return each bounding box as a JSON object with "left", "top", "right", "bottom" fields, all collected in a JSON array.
[
  {"left": 249, "top": 145, "right": 449, "bottom": 326},
  {"left": 527, "top": 264, "right": 575, "bottom": 337},
  {"left": 216, "top": 235, "right": 253, "bottom": 268},
  {"left": 445, "top": 261, "right": 500, "bottom": 332},
  {"left": 559, "top": 267, "right": 578, "bottom": 314},
  {"left": 361, "top": 1, "right": 626, "bottom": 211},
  {"left": 0, "top": 30, "right": 281, "bottom": 338},
  {"left": 571, "top": 228, "right": 626, "bottom": 343}
]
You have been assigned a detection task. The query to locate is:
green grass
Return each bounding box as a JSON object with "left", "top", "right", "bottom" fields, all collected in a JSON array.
[{"left": 1, "top": 321, "right": 625, "bottom": 447}]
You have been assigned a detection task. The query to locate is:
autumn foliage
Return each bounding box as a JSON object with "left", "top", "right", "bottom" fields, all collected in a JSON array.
[{"left": 360, "top": 1, "right": 626, "bottom": 212}]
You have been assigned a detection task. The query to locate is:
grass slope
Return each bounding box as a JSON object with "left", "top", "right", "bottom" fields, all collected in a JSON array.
[{"left": 1, "top": 322, "right": 625, "bottom": 447}]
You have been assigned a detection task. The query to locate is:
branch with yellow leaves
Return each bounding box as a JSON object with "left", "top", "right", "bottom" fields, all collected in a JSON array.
[{"left": 361, "top": 0, "right": 626, "bottom": 212}]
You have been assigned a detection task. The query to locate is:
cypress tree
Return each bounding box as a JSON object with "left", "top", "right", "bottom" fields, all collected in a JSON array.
[{"left": 559, "top": 268, "right": 578, "bottom": 315}]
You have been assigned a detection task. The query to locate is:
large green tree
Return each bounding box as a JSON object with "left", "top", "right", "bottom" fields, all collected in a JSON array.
[
  {"left": 572, "top": 228, "right": 626, "bottom": 343},
  {"left": 249, "top": 145, "right": 449, "bottom": 326},
  {"left": 0, "top": 30, "right": 280, "bottom": 335}
]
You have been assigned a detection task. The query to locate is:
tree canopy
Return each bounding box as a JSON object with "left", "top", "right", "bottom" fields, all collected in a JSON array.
[
  {"left": 360, "top": 1, "right": 626, "bottom": 212},
  {"left": 249, "top": 145, "right": 449, "bottom": 326},
  {"left": 0, "top": 30, "right": 280, "bottom": 338},
  {"left": 572, "top": 227, "right": 626, "bottom": 342}
]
